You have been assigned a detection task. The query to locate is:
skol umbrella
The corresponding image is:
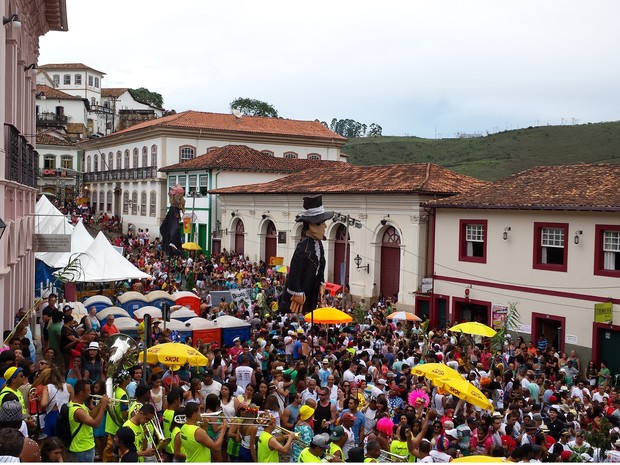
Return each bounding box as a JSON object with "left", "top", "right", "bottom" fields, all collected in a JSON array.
[
  {"left": 181, "top": 242, "right": 202, "bottom": 251},
  {"left": 449, "top": 322, "right": 497, "bottom": 338},
  {"left": 146, "top": 342, "right": 208, "bottom": 367},
  {"left": 411, "top": 363, "right": 462, "bottom": 382},
  {"left": 386, "top": 311, "right": 421, "bottom": 322},
  {"left": 274, "top": 265, "right": 289, "bottom": 273},
  {"left": 304, "top": 307, "right": 353, "bottom": 325},
  {"left": 433, "top": 375, "right": 494, "bottom": 411}
]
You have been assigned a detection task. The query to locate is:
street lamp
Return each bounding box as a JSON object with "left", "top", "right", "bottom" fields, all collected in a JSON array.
[{"left": 354, "top": 254, "right": 369, "bottom": 273}]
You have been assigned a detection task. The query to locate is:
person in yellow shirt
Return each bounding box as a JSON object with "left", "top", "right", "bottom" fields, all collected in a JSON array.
[
  {"left": 0, "top": 367, "right": 35, "bottom": 431},
  {"left": 180, "top": 402, "right": 228, "bottom": 463},
  {"left": 103, "top": 370, "right": 130, "bottom": 462},
  {"left": 298, "top": 433, "right": 330, "bottom": 462},
  {"left": 328, "top": 426, "right": 347, "bottom": 462},
  {"left": 364, "top": 440, "right": 381, "bottom": 462},
  {"left": 257, "top": 414, "right": 295, "bottom": 462},
  {"left": 68, "top": 379, "right": 109, "bottom": 462},
  {"left": 122, "top": 403, "right": 157, "bottom": 462},
  {"left": 162, "top": 390, "right": 182, "bottom": 461}
]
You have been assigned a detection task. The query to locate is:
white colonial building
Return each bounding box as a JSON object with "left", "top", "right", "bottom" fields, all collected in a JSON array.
[
  {"left": 0, "top": 0, "right": 68, "bottom": 334},
  {"left": 426, "top": 164, "right": 620, "bottom": 372},
  {"left": 80, "top": 110, "right": 348, "bottom": 238},
  {"left": 36, "top": 131, "right": 80, "bottom": 201},
  {"left": 212, "top": 163, "right": 486, "bottom": 309}
]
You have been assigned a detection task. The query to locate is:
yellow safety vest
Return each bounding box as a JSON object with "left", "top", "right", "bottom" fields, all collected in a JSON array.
[
  {"left": 69, "top": 402, "right": 95, "bottom": 453},
  {"left": 180, "top": 424, "right": 211, "bottom": 463}
]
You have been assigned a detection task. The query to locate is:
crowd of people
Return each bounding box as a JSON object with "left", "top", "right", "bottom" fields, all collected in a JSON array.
[{"left": 3, "top": 228, "right": 620, "bottom": 463}]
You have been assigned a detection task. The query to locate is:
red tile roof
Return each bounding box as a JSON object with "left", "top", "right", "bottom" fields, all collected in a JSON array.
[
  {"left": 36, "top": 133, "right": 74, "bottom": 146},
  {"left": 161, "top": 145, "right": 344, "bottom": 173},
  {"left": 112, "top": 110, "right": 347, "bottom": 142},
  {"left": 211, "top": 163, "right": 488, "bottom": 195},
  {"left": 36, "top": 84, "right": 83, "bottom": 100},
  {"left": 38, "top": 63, "right": 105, "bottom": 74},
  {"left": 101, "top": 88, "right": 129, "bottom": 98},
  {"left": 427, "top": 164, "right": 620, "bottom": 211}
]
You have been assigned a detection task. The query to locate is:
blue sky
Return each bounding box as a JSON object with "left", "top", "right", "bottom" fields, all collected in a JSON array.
[{"left": 39, "top": 0, "right": 620, "bottom": 138}]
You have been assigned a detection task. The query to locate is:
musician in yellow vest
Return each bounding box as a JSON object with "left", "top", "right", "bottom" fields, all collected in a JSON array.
[
  {"left": 103, "top": 370, "right": 130, "bottom": 462},
  {"left": 297, "top": 433, "right": 330, "bottom": 462},
  {"left": 180, "top": 402, "right": 228, "bottom": 462},
  {"left": 162, "top": 389, "right": 182, "bottom": 460},
  {"left": 364, "top": 440, "right": 382, "bottom": 463},
  {"left": 257, "top": 414, "right": 295, "bottom": 462},
  {"left": 328, "top": 426, "right": 347, "bottom": 462},
  {"left": 68, "top": 379, "right": 109, "bottom": 462},
  {"left": 122, "top": 403, "right": 156, "bottom": 462}
]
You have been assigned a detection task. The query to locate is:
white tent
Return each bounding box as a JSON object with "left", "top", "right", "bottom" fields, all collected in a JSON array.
[
  {"left": 35, "top": 195, "right": 73, "bottom": 235},
  {"left": 37, "top": 219, "right": 94, "bottom": 268},
  {"left": 54, "top": 232, "right": 151, "bottom": 283}
]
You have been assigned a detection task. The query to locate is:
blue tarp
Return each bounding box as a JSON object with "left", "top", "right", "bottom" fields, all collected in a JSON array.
[{"left": 35, "top": 259, "right": 59, "bottom": 297}]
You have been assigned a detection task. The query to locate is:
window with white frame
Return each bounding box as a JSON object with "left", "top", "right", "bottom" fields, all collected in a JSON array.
[
  {"left": 116, "top": 151, "right": 122, "bottom": 170},
  {"left": 169, "top": 176, "right": 177, "bottom": 188},
  {"left": 603, "top": 231, "right": 620, "bottom": 270},
  {"left": 283, "top": 151, "right": 298, "bottom": 159},
  {"left": 108, "top": 152, "right": 113, "bottom": 171},
  {"left": 75, "top": 74, "right": 82, "bottom": 85},
  {"left": 86, "top": 156, "right": 91, "bottom": 172},
  {"left": 88, "top": 75, "right": 93, "bottom": 86},
  {"left": 94, "top": 77, "right": 99, "bottom": 88},
  {"left": 63, "top": 74, "right": 71, "bottom": 85},
  {"left": 123, "top": 191, "right": 129, "bottom": 214},
  {"left": 188, "top": 175, "right": 197, "bottom": 195},
  {"left": 180, "top": 146, "right": 195, "bottom": 162},
  {"left": 541, "top": 227, "right": 564, "bottom": 264},
  {"left": 94, "top": 154, "right": 99, "bottom": 172},
  {"left": 99, "top": 192, "right": 104, "bottom": 212},
  {"left": 52, "top": 74, "right": 60, "bottom": 86},
  {"left": 199, "top": 175, "right": 208, "bottom": 196},
  {"left": 133, "top": 148, "right": 139, "bottom": 168},
  {"left": 142, "top": 147, "right": 148, "bottom": 167},
  {"left": 178, "top": 175, "right": 186, "bottom": 189},
  {"left": 261, "top": 150, "right": 274, "bottom": 157},
  {"left": 132, "top": 192, "right": 138, "bottom": 215},
  {"left": 107, "top": 191, "right": 113, "bottom": 212},
  {"left": 124, "top": 150, "right": 130, "bottom": 169},
  {"left": 308, "top": 153, "right": 321, "bottom": 160}
]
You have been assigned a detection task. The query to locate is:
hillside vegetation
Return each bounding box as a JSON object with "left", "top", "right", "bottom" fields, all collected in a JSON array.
[{"left": 343, "top": 121, "right": 620, "bottom": 181}]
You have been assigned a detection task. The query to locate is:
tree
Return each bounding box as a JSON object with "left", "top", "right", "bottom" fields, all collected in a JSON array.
[
  {"left": 329, "top": 118, "right": 382, "bottom": 137},
  {"left": 129, "top": 87, "right": 164, "bottom": 109},
  {"left": 230, "top": 97, "right": 278, "bottom": 117}
]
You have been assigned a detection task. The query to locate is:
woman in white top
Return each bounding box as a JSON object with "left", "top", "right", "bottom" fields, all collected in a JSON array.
[
  {"left": 219, "top": 383, "right": 238, "bottom": 419},
  {"left": 149, "top": 375, "right": 165, "bottom": 415},
  {"left": 41, "top": 365, "right": 73, "bottom": 437}
]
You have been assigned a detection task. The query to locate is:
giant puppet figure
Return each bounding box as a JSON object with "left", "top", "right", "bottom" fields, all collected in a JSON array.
[
  {"left": 279, "top": 195, "right": 334, "bottom": 314},
  {"left": 160, "top": 185, "right": 185, "bottom": 255}
]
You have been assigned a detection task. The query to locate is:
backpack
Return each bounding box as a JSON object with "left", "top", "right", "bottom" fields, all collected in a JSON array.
[{"left": 56, "top": 402, "right": 83, "bottom": 448}]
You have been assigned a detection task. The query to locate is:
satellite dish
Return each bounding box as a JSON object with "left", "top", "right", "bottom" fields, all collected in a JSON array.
[{"left": 232, "top": 109, "right": 243, "bottom": 118}]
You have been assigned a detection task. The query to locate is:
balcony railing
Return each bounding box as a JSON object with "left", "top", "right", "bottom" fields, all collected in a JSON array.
[
  {"left": 36, "top": 112, "right": 69, "bottom": 126},
  {"left": 83, "top": 166, "right": 158, "bottom": 182},
  {"left": 5, "top": 124, "right": 38, "bottom": 188}
]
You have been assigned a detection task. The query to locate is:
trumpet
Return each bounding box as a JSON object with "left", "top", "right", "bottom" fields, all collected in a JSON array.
[
  {"left": 378, "top": 450, "right": 408, "bottom": 463},
  {"left": 91, "top": 394, "right": 131, "bottom": 405}
]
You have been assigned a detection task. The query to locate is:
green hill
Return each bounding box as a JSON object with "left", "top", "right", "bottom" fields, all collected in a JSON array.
[{"left": 343, "top": 121, "right": 620, "bottom": 181}]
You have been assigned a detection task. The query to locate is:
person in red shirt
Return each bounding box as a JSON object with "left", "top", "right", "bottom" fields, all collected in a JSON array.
[{"left": 101, "top": 315, "right": 120, "bottom": 336}]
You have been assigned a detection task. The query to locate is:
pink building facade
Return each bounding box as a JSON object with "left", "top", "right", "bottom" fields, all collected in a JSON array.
[{"left": 0, "top": 0, "right": 67, "bottom": 334}]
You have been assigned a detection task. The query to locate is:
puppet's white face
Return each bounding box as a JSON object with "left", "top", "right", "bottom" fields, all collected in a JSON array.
[{"left": 307, "top": 222, "right": 327, "bottom": 240}]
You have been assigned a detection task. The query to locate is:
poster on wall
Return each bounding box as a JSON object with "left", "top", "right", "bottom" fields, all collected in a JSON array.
[
  {"left": 594, "top": 302, "right": 613, "bottom": 324},
  {"left": 491, "top": 304, "right": 508, "bottom": 330}
]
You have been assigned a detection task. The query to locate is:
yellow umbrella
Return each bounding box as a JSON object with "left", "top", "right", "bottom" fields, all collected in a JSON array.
[
  {"left": 453, "top": 455, "right": 505, "bottom": 462},
  {"left": 304, "top": 307, "right": 353, "bottom": 325},
  {"left": 275, "top": 265, "right": 289, "bottom": 273},
  {"left": 146, "top": 342, "right": 209, "bottom": 367},
  {"left": 433, "top": 375, "right": 494, "bottom": 411},
  {"left": 182, "top": 242, "right": 202, "bottom": 251},
  {"left": 449, "top": 322, "right": 497, "bottom": 338},
  {"left": 411, "top": 363, "right": 462, "bottom": 382}
]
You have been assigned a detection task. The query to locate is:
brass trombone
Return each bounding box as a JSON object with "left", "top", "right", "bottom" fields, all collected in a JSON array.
[
  {"left": 91, "top": 394, "right": 131, "bottom": 406},
  {"left": 378, "top": 450, "right": 408, "bottom": 462}
]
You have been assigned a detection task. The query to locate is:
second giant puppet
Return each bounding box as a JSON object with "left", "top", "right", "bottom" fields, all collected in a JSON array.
[{"left": 279, "top": 195, "right": 334, "bottom": 314}]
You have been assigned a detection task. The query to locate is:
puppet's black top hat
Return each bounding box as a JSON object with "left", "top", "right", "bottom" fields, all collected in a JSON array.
[{"left": 295, "top": 195, "right": 334, "bottom": 224}]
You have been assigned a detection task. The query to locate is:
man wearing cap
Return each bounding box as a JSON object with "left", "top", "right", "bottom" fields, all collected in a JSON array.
[
  {"left": 279, "top": 195, "right": 333, "bottom": 315},
  {"left": 318, "top": 359, "right": 332, "bottom": 388},
  {"left": 341, "top": 398, "right": 365, "bottom": 452},
  {"left": 328, "top": 426, "right": 347, "bottom": 461},
  {"left": 0, "top": 367, "right": 28, "bottom": 417},
  {"left": 297, "top": 433, "right": 330, "bottom": 462},
  {"left": 200, "top": 368, "right": 221, "bottom": 398}
]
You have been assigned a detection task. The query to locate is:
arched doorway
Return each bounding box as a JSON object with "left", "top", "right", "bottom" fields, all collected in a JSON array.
[
  {"left": 333, "top": 223, "right": 349, "bottom": 286},
  {"left": 264, "top": 221, "right": 277, "bottom": 265},
  {"left": 380, "top": 226, "right": 401, "bottom": 300},
  {"left": 234, "top": 219, "right": 245, "bottom": 256}
]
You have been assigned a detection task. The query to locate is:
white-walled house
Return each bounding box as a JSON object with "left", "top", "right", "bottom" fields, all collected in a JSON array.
[
  {"left": 35, "top": 84, "right": 88, "bottom": 136},
  {"left": 160, "top": 145, "right": 346, "bottom": 253},
  {"left": 0, "top": 0, "right": 68, "bottom": 335},
  {"left": 80, "top": 110, "right": 348, "bottom": 237},
  {"left": 212, "top": 163, "right": 487, "bottom": 309},
  {"left": 425, "top": 164, "right": 620, "bottom": 373},
  {"left": 36, "top": 132, "right": 80, "bottom": 201}
]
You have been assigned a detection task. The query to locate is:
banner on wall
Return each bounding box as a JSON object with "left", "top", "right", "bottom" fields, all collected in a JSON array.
[
  {"left": 491, "top": 304, "right": 508, "bottom": 330},
  {"left": 594, "top": 302, "right": 613, "bottom": 324}
]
